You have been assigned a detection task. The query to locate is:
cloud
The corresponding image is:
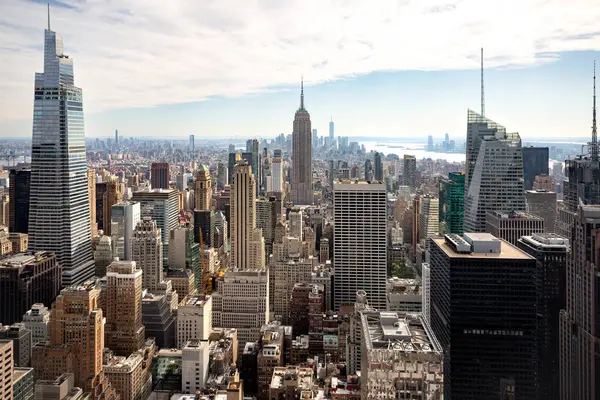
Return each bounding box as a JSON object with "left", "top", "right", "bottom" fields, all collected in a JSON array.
[{"left": 0, "top": 0, "right": 599, "bottom": 121}]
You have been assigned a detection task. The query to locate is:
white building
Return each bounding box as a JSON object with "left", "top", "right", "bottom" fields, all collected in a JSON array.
[
  {"left": 271, "top": 157, "right": 283, "bottom": 193},
  {"left": 333, "top": 181, "right": 387, "bottom": 311},
  {"left": 421, "top": 263, "right": 431, "bottom": 326},
  {"left": 212, "top": 270, "right": 269, "bottom": 357},
  {"left": 361, "top": 311, "right": 443, "bottom": 399},
  {"left": 419, "top": 196, "right": 439, "bottom": 242},
  {"left": 177, "top": 296, "right": 212, "bottom": 348},
  {"left": 386, "top": 278, "right": 422, "bottom": 313},
  {"left": 22, "top": 304, "right": 50, "bottom": 345},
  {"left": 181, "top": 340, "right": 210, "bottom": 394},
  {"left": 110, "top": 201, "right": 141, "bottom": 261},
  {"left": 289, "top": 208, "right": 303, "bottom": 240}
]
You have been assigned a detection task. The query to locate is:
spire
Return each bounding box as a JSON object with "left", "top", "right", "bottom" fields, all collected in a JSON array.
[
  {"left": 592, "top": 60, "right": 598, "bottom": 161},
  {"left": 47, "top": 3, "right": 51, "bottom": 31},
  {"left": 481, "top": 48, "right": 485, "bottom": 117},
  {"left": 300, "top": 76, "right": 305, "bottom": 110}
]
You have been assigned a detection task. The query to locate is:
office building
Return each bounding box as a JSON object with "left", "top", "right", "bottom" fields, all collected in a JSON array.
[
  {"left": 257, "top": 327, "right": 285, "bottom": 399},
  {"left": 189, "top": 134, "right": 194, "bottom": 150},
  {"left": 429, "top": 233, "right": 537, "bottom": 399},
  {"left": 131, "top": 188, "right": 179, "bottom": 264},
  {"left": 0, "top": 324, "right": 31, "bottom": 368},
  {"left": 8, "top": 233, "right": 28, "bottom": 253},
  {"left": 533, "top": 174, "right": 554, "bottom": 191},
  {"left": 33, "top": 282, "right": 117, "bottom": 397},
  {"left": 195, "top": 165, "right": 212, "bottom": 211},
  {"left": 228, "top": 152, "right": 239, "bottom": 187},
  {"left": 12, "top": 367, "right": 34, "bottom": 400},
  {"left": 522, "top": 146, "right": 549, "bottom": 190},
  {"left": 439, "top": 172, "right": 464, "bottom": 234},
  {"left": 373, "top": 152, "right": 383, "bottom": 181},
  {"left": 517, "top": 234, "right": 568, "bottom": 400},
  {"left": 270, "top": 258, "right": 313, "bottom": 324},
  {"left": 194, "top": 209, "right": 214, "bottom": 248},
  {"left": 177, "top": 295, "right": 212, "bottom": 347},
  {"left": 0, "top": 341, "right": 12, "bottom": 400},
  {"left": 0, "top": 251, "right": 61, "bottom": 326},
  {"left": 485, "top": 210, "right": 545, "bottom": 246},
  {"left": 0, "top": 196, "right": 7, "bottom": 228},
  {"left": 33, "top": 373, "right": 85, "bottom": 399},
  {"left": 270, "top": 156, "right": 283, "bottom": 193},
  {"left": 256, "top": 197, "right": 276, "bottom": 256},
  {"left": 464, "top": 110, "right": 526, "bottom": 232},
  {"left": 104, "top": 342, "right": 154, "bottom": 400},
  {"left": 22, "top": 304, "right": 50, "bottom": 345},
  {"left": 421, "top": 262, "right": 431, "bottom": 325},
  {"left": 28, "top": 20, "right": 94, "bottom": 287},
  {"left": 93, "top": 234, "right": 112, "bottom": 277},
  {"left": 216, "top": 162, "right": 228, "bottom": 190},
  {"left": 95, "top": 178, "right": 123, "bottom": 235},
  {"left": 402, "top": 155, "right": 416, "bottom": 189},
  {"left": 87, "top": 169, "right": 97, "bottom": 238},
  {"left": 181, "top": 340, "right": 210, "bottom": 394},
  {"left": 142, "top": 292, "right": 176, "bottom": 349},
  {"left": 419, "top": 195, "right": 439, "bottom": 242},
  {"left": 329, "top": 118, "right": 334, "bottom": 140},
  {"left": 212, "top": 270, "right": 269, "bottom": 358},
  {"left": 151, "top": 162, "right": 170, "bottom": 189},
  {"left": 291, "top": 80, "right": 313, "bottom": 205},
  {"left": 230, "top": 163, "right": 265, "bottom": 271},
  {"left": 8, "top": 168, "right": 30, "bottom": 234},
  {"left": 105, "top": 260, "right": 145, "bottom": 356},
  {"left": 361, "top": 311, "right": 443, "bottom": 399},
  {"left": 333, "top": 181, "right": 387, "bottom": 311},
  {"left": 525, "top": 189, "right": 557, "bottom": 232},
  {"left": 131, "top": 218, "right": 163, "bottom": 291},
  {"left": 560, "top": 204, "right": 600, "bottom": 399},
  {"left": 386, "top": 278, "right": 422, "bottom": 313},
  {"left": 110, "top": 201, "right": 140, "bottom": 261}
]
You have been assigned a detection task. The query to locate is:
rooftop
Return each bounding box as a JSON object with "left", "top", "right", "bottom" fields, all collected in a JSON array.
[
  {"left": 487, "top": 210, "right": 543, "bottom": 220},
  {"left": 434, "top": 234, "right": 533, "bottom": 260},
  {"left": 520, "top": 233, "right": 569, "bottom": 248},
  {"left": 270, "top": 367, "right": 314, "bottom": 390}
]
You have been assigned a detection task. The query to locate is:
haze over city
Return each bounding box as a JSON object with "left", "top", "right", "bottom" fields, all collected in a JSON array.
[{"left": 1, "top": 0, "right": 600, "bottom": 138}]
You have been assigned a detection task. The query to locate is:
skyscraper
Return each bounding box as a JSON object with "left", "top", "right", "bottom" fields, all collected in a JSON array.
[
  {"left": 131, "top": 218, "right": 163, "bottom": 291},
  {"left": 151, "top": 162, "right": 170, "bottom": 190},
  {"left": 402, "top": 155, "right": 416, "bottom": 189},
  {"left": 271, "top": 154, "right": 283, "bottom": 193},
  {"left": 333, "top": 181, "right": 387, "bottom": 311},
  {"left": 95, "top": 177, "right": 122, "bottom": 236},
  {"left": 114, "top": 129, "right": 119, "bottom": 149},
  {"left": 439, "top": 172, "right": 464, "bottom": 234},
  {"left": 230, "top": 162, "right": 265, "bottom": 271},
  {"left": 189, "top": 134, "right": 195, "bottom": 150},
  {"left": 291, "top": 80, "right": 313, "bottom": 205},
  {"left": 373, "top": 152, "right": 383, "bottom": 182},
  {"left": 110, "top": 201, "right": 141, "bottom": 261},
  {"left": 522, "top": 146, "right": 549, "bottom": 190},
  {"left": 246, "top": 139, "right": 260, "bottom": 194},
  {"left": 194, "top": 165, "right": 212, "bottom": 211},
  {"left": 87, "top": 169, "right": 97, "bottom": 238},
  {"left": 329, "top": 118, "right": 334, "bottom": 140},
  {"left": 8, "top": 168, "right": 30, "bottom": 234},
  {"left": 28, "top": 18, "right": 94, "bottom": 286}
]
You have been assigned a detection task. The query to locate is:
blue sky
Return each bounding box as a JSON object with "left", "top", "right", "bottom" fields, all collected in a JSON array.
[{"left": 1, "top": 0, "right": 599, "bottom": 139}]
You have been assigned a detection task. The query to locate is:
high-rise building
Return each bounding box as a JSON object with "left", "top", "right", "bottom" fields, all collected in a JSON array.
[
  {"left": 333, "top": 181, "right": 387, "bottom": 311},
  {"left": 189, "top": 134, "right": 195, "bottom": 150},
  {"left": 28, "top": 21, "right": 94, "bottom": 286},
  {"left": 8, "top": 168, "right": 30, "bottom": 234},
  {"left": 110, "top": 201, "right": 141, "bottom": 261},
  {"left": 246, "top": 139, "right": 261, "bottom": 194},
  {"left": 439, "top": 172, "right": 464, "bottom": 235},
  {"left": 22, "top": 304, "right": 50, "bottom": 345},
  {"left": 419, "top": 195, "right": 439, "bottom": 242},
  {"left": 560, "top": 204, "right": 600, "bottom": 399},
  {"left": 131, "top": 218, "right": 163, "bottom": 291},
  {"left": 271, "top": 156, "right": 283, "bottom": 193},
  {"left": 230, "top": 163, "right": 265, "bottom": 271},
  {"left": 131, "top": 188, "right": 179, "bottom": 264},
  {"left": 12, "top": 366, "right": 34, "bottom": 400},
  {"left": 525, "top": 189, "right": 557, "bottom": 232},
  {"left": 485, "top": 210, "right": 545, "bottom": 246},
  {"left": 93, "top": 234, "right": 112, "bottom": 277},
  {"left": 522, "top": 146, "right": 549, "bottom": 190},
  {"left": 105, "top": 260, "right": 145, "bottom": 356},
  {"left": 291, "top": 80, "right": 313, "bottom": 205},
  {"left": 270, "top": 257, "right": 313, "bottom": 324},
  {"left": 177, "top": 295, "right": 212, "bottom": 347},
  {"left": 212, "top": 270, "right": 269, "bottom": 358},
  {"left": 402, "top": 155, "right": 416, "bottom": 189},
  {"left": 329, "top": 118, "right": 334, "bottom": 140},
  {"left": 429, "top": 233, "right": 537, "bottom": 399},
  {"left": 141, "top": 292, "right": 176, "bottom": 349},
  {"left": 373, "top": 152, "right": 383, "bottom": 182},
  {"left": 33, "top": 281, "right": 117, "bottom": 398},
  {"left": 228, "top": 152, "right": 240, "bottom": 187},
  {"left": 103, "top": 339, "right": 155, "bottom": 400},
  {"left": 33, "top": 373, "right": 85, "bottom": 399},
  {"left": 151, "top": 162, "right": 170, "bottom": 190},
  {"left": 181, "top": 340, "right": 210, "bottom": 394},
  {"left": 0, "top": 251, "right": 61, "bottom": 325},
  {"left": 360, "top": 311, "right": 444, "bottom": 399},
  {"left": 0, "top": 324, "right": 31, "bottom": 368},
  {"left": 0, "top": 340, "right": 13, "bottom": 400},
  {"left": 464, "top": 111, "right": 526, "bottom": 232},
  {"left": 0, "top": 196, "right": 8, "bottom": 228},
  {"left": 114, "top": 129, "right": 119, "bottom": 149},
  {"left": 194, "top": 165, "right": 212, "bottom": 211},
  {"left": 217, "top": 162, "right": 228, "bottom": 190},
  {"left": 95, "top": 177, "right": 123, "bottom": 236},
  {"left": 517, "top": 233, "right": 568, "bottom": 400},
  {"left": 533, "top": 174, "right": 554, "bottom": 191},
  {"left": 87, "top": 169, "right": 97, "bottom": 238},
  {"left": 256, "top": 197, "right": 276, "bottom": 256}
]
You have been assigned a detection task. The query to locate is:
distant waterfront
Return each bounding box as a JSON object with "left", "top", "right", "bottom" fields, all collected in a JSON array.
[{"left": 362, "top": 141, "right": 466, "bottom": 163}]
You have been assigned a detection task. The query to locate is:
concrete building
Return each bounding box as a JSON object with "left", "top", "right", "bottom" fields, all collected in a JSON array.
[
  {"left": 0, "top": 340, "right": 12, "bottom": 400},
  {"left": 485, "top": 210, "right": 545, "bottom": 246},
  {"left": 142, "top": 292, "right": 176, "bottom": 349},
  {"left": 194, "top": 165, "right": 212, "bottom": 211},
  {"left": 421, "top": 263, "right": 431, "bottom": 325},
  {"left": 151, "top": 163, "right": 170, "bottom": 190},
  {"left": 289, "top": 208, "right": 303, "bottom": 239},
  {"left": 361, "top": 311, "right": 443, "bottom": 400},
  {"left": 181, "top": 340, "right": 210, "bottom": 394},
  {"left": 33, "top": 373, "right": 85, "bottom": 400},
  {"left": 22, "top": 303, "right": 50, "bottom": 345},
  {"left": 103, "top": 339, "right": 155, "bottom": 400},
  {"left": 0, "top": 324, "right": 31, "bottom": 368},
  {"left": 464, "top": 110, "right": 526, "bottom": 232},
  {"left": 131, "top": 218, "right": 163, "bottom": 291},
  {"left": 13, "top": 367, "right": 34, "bottom": 400},
  {"left": 525, "top": 189, "right": 557, "bottom": 233},
  {"left": 270, "top": 157, "right": 283, "bottom": 193},
  {"left": 212, "top": 271, "right": 269, "bottom": 358},
  {"left": 269, "top": 258, "right": 312, "bottom": 324},
  {"left": 93, "top": 235, "right": 112, "bottom": 277},
  {"left": 177, "top": 295, "right": 212, "bottom": 347},
  {"left": 105, "top": 260, "right": 145, "bottom": 356},
  {"left": 386, "top": 278, "right": 422, "bottom": 313},
  {"left": 533, "top": 174, "right": 554, "bottom": 191},
  {"left": 269, "top": 367, "right": 315, "bottom": 400},
  {"left": 256, "top": 197, "right": 276, "bottom": 256},
  {"left": 95, "top": 178, "right": 123, "bottom": 236},
  {"left": 419, "top": 196, "right": 439, "bottom": 242},
  {"left": 110, "top": 201, "right": 140, "bottom": 261},
  {"left": 333, "top": 181, "right": 387, "bottom": 311},
  {"left": 257, "top": 328, "right": 284, "bottom": 399},
  {"left": 291, "top": 81, "right": 313, "bottom": 205},
  {"left": 346, "top": 291, "right": 372, "bottom": 375},
  {"left": 429, "top": 233, "right": 537, "bottom": 399},
  {"left": 0, "top": 251, "right": 61, "bottom": 326},
  {"left": 9, "top": 233, "right": 28, "bottom": 253}
]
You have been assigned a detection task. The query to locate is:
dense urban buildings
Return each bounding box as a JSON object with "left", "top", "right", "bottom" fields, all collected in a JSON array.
[
  {"left": 429, "top": 233, "right": 537, "bottom": 399},
  {"left": 291, "top": 81, "right": 313, "bottom": 205},
  {"left": 333, "top": 181, "right": 387, "bottom": 310},
  {"left": 28, "top": 23, "right": 94, "bottom": 286}
]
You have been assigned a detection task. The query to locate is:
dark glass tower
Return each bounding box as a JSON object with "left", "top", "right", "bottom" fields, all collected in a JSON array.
[
  {"left": 9, "top": 168, "right": 31, "bottom": 234},
  {"left": 374, "top": 152, "right": 383, "bottom": 181},
  {"left": 522, "top": 146, "right": 549, "bottom": 190},
  {"left": 438, "top": 172, "right": 464, "bottom": 234}
]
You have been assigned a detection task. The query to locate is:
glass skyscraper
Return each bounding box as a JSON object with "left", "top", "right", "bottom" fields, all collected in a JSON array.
[{"left": 28, "top": 22, "right": 94, "bottom": 286}]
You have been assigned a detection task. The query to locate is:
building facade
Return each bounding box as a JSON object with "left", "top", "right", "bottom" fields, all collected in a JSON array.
[
  {"left": 291, "top": 81, "right": 313, "bottom": 205},
  {"left": 8, "top": 168, "right": 30, "bottom": 234},
  {"left": 485, "top": 210, "right": 545, "bottom": 246},
  {"left": 151, "top": 162, "right": 170, "bottom": 190},
  {"left": 438, "top": 172, "right": 464, "bottom": 234},
  {"left": 110, "top": 201, "right": 140, "bottom": 261}
]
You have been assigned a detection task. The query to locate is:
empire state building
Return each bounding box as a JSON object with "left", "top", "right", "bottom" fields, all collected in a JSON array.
[{"left": 291, "top": 80, "right": 313, "bottom": 205}]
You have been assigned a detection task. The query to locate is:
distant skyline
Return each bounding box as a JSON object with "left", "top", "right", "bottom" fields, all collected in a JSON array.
[{"left": 1, "top": 0, "right": 600, "bottom": 139}]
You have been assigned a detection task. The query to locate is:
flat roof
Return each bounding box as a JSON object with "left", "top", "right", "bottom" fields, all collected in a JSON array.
[{"left": 432, "top": 237, "right": 534, "bottom": 260}]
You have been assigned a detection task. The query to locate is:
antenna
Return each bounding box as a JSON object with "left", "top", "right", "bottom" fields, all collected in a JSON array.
[
  {"left": 592, "top": 60, "right": 598, "bottom": 161},
  {"left": 47, "top": 3, "right": 51, "bottom": 31},
  {"left": 481, "top": 48, "right": 485, "bottom": 117},
  {"left": 300, "top": 76, "right": 305, "bottom": 110}
]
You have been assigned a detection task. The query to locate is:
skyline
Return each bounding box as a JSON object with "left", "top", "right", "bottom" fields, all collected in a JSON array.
[{"left": 1, "top": 0, "right": 600, "bottom": 139}]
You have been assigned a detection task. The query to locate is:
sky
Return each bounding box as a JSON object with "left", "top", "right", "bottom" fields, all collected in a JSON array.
[{"left": 1, "top": 0, "right": 600, "bottom": 140}]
